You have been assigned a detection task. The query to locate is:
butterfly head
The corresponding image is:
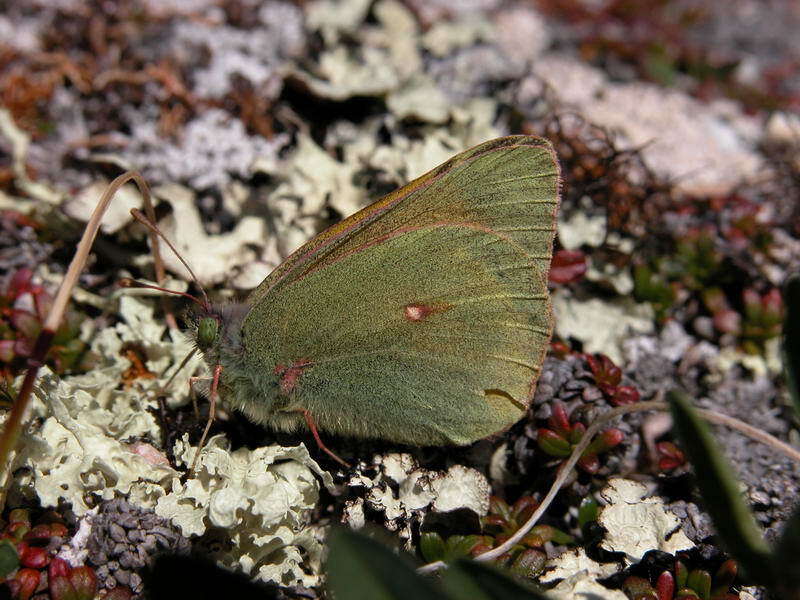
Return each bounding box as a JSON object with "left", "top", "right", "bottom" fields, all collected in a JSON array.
[
  {"left": 196, "top": 315, "right": 220, "bottom": 351},
  {"left": 190, "top": 302, "right": 248, "bottom": 361}
]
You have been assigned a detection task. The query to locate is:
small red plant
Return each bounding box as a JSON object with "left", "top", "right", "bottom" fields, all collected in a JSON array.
[
  {"left": 622, "top": 558, "right": 738, "bottom": 600},
  {"left": 549, "top": 249, "right": 587, "bottom": 284},
  {"left": 420, "top": 496, "right": 574, "bottom": 578},
  {"left": 741, "top": 287, "right": 783, "bottom": 353},
  {"left": 537, "top": 400, "right": 624, "bottom": 473},
  {"left": 0, "top": 269, "right": 89, "bottom": 379},
  {"left": 585, "top": 353, "right": 641, "bottom": 406},
  {"left": 656, "top": 441, "right": 687, "bottom": 472},
  {"left": 0, "top": 510, "right": 132, "bottom": 600}
]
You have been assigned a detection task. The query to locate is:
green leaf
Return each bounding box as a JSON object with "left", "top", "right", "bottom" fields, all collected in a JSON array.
[
  {"left": 577, "top": 497, "right": 598, "bottom": 529},
  {"left": 0, "top": 539, "right": 19, "bottom": 578},
  {"left": 326, "top": 527, "right": 443, "bottom": 600},
  {"left": 419, "top": 532, "right": 446, "bottom": 563},
  {"left": 773, "top": 502, "right": 800, "bottom": 595},
  {"left": 667, "top": 390, "right": 773, "bottom": 584},
  {"left": 686, "top": 569, "right": 710, "bottom": 600},
  {"left": 782, "top": 273, "right": 800, "bottom": 420},
  {"left": 441, "top": 558, "right": 551, "bottom": 600}
]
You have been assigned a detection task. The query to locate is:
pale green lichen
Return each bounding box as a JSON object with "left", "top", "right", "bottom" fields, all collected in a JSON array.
[
  {"left": 12, "top": 294, "right": 332, "bottom": 588},
  {"left": 552, "top": 292, "right": 655, "bottom": 364},
  {"left": 153, "top": 435, "right": 332, "bottom": 587},
  {"left": 542, "top": 479, "right": 694, "bottom": 596},
  {"left": 17, "top": 367, "right": 176, "bottom": 514},
  {"left": 598, "top": 478, "right": 694, "bottom": 564}
]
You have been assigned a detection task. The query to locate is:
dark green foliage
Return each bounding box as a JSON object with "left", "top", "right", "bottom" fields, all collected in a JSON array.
[
  {"left": 326, "top": 527, "right": 549, "bottom": 600},
  {"left": 667, "top": 392, "right": 773, "bottom": 584},
  {"left": 0, "top": 539, "right": 19, "bottom": 578},
  {"left": 419, "top": 496, "right": 570, "bottom": 580},
  {"left": 773, "top": 503, "right": 800, "bottom": 595},
  {"left": 782, "top": 273, "right": 800, "bottom": 419},
  {"left": 441, "top": 559, "right": 550, "bottom": 600},
  {"left": 327, "top": 527, "right": 441, "bottom": 600}
]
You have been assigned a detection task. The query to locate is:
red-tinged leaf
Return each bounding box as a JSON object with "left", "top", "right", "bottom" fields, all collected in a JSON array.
[
  {"left": 550, "top": 340, "right": 571, "bottom": 358},
  {"left": 13, "top": 338, "right": 33, "bottom": 358},
  {"left": 68, "top": 566, "right": 97, "bottom": 600},
  {"left": 32, "top": 290, "right": 53, "bottom": 322},
  {"left": 482, "top": 515, "right": 507, "bottom": 528},
  {"left": 582, "top": 428, "right": 621, "bottom": 456},
  {"left": 48, "top": 557, "right": 70, "bottom": 579},
  {"left": 508, "top": 548, "right": 547, "bottom": 578},
  {"left": 7, "top": 269, "right": 33, "bottom": 298},
  {"left": 675, "top": 560, "right": 689, "bottom": 588},
  {"left": 521, "top": 532, "right": 545, "bottom": 548},
  {"left": 18, "top": 544, "right": 47, "bottom": 569},
  {"left": 656, "top": 441, "right": 686, "bottom": 471},
  {"left": 25, "top": 524, "right": 60, "bottom": 541},
  {"left": 548, "top": 401, "right": 571, "bottom": 436},
  {"left": 530, "top": 525, "right": 554, "bottom": 542},
  {"left": 8, "top": 521, "right": 30, "bottom": 540},
  {"left": 712, "top": 559, "right": 737, "bottom": 593},
  {"left": 470, "top": 543, "right": 493, "bottom": 557},
  {"left": 702, "top": 287, "right": 729, "bottom": 314},
  {"left": 742, "top": 288, "right": 762, "bottom": 319},
  {"left": 103, "top": 587, "right": 134, "bottom": 600},
  {"left": 656, "top": 570, "right": 675, "bottom": 600},
  {"left": 549, "top": 249, "right": 587, "bottom": 284},
  {"left": 586, "top": 353, "right": 622, "bottom": 388},
  {"left": 9, "top": 310, "right": 40, "bottom": 339},
  {"left": 623, "top": 576, "right": 655, "bottom": 598},
  {"left": 511, "top": 496, "right": 538, "bottom": 524},
  {"left": 48, "top": 575, "right": 76, "bottom": 600},
  {"left": 611, "top": 385, "right": 640, "bottom": 406},
  {"left": 577, "top": 453, "right": 599, "bottom": 474},
  {"left": 488, "top": 496, "right": 512, "bottom": 523},
  {"left": 537, "top": 429, "right": 572, "bottom": 457},
  {"left": 13, "top": 568, "right": 41, "bottom": 600},
  {"left": 712, "top": 309, "right": 741, "bottom": 335},
  {"left": 0, "top": 340, "right": 15, "bottom": 362},
  {"left": 687, "top": 568, "right": 711, "bottom": 599},
  {"left": 597, "top": 428, "right": 625, "bottom": 452},
  {"left": 568, "top": 423, "right": 585, "bottom": 445},
  {"left": 762, "top": 288, "right": 783, "bottom": 321},
  {"left": 8, "top": 509, "right": 30, "bottom": 526}
]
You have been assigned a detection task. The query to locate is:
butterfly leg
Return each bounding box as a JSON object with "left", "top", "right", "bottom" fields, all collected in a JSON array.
[
  {"left": 298, "top": 409, "right": 351, "bottom": 468},
  {"left": 188, "top": 375, "right": 212, "bottom": 419},
  {"left": 189, "top": 363, "right": 223, "bottom": 477}
]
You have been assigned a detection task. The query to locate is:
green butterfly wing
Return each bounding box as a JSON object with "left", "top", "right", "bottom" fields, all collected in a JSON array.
[{"left": 238, "top": 136, "right": 560, "bottom": 445}]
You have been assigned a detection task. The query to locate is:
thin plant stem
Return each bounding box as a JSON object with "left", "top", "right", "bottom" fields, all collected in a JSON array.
[
  {"left": 0, "top": 172, "right": 157, "bottom": 511},
  {"left": 417, "top": 399, "right": 800, "bottom": 574}
]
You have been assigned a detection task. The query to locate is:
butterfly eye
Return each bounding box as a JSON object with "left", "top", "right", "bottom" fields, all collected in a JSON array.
[{"left": 197, "top": 317, "right": 219, "bottom": 350}]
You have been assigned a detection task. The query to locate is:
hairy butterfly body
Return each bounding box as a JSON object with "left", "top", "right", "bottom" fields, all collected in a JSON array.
[{"left": 193, "top": 136, "right": 560, "bottom": 447}]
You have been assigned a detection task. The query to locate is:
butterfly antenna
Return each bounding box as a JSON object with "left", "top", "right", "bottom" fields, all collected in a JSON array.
[
  {"left": 117, "top": 278, "right": 208, "bottom": 309},
  {"left": 130, "top": 208, "right": 211, "bottom": 309},
  {"left": 161, "top": 347, "right": 199, "bottom": 392}
]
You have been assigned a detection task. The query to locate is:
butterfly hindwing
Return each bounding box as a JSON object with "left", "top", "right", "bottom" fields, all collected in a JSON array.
[{"left": 240, "top": 136, "right": 560, "bottom": 444}]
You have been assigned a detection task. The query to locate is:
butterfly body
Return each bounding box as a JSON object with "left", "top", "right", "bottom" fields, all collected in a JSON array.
[{"left": 192, "top": 136, "right": 560, "bottom": 447}]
